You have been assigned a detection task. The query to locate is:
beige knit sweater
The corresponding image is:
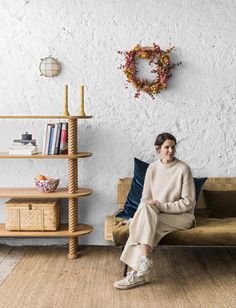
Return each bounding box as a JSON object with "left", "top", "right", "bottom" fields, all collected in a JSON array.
[{"left": 140, "top": 158, "right": 196, "bottom": 215}]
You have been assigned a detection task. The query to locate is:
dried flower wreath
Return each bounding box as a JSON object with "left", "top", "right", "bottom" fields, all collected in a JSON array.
[{"left": 118, "top": 43, "right": 181, "bottom": 99}]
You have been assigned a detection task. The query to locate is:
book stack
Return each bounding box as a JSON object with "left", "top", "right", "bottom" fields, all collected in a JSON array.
[
  {"left": 9, "top": 142, "right": 38, "bottom": 155},
  {"left": 42, "top": 122, "right": 68, "bottom": 155},
  {"left": 9, "top": 132, "right": 39, "bottom": 155}
]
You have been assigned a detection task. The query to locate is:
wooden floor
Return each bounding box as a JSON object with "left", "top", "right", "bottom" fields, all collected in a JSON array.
[
  {"left": 0, "top": 245, "right": 236, "bottom": 308},
  {"left": 0, "top": 246, "right": 24, "bottom": 285}
]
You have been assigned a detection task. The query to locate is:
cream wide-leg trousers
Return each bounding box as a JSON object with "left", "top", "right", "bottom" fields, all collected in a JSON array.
[{"left": 120, "top": 203, "right": 195, "bottom": 270}]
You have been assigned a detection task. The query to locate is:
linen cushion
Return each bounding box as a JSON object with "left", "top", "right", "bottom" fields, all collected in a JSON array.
[{"left": 203, "top": 190, "right": 236, "bottom": 218}]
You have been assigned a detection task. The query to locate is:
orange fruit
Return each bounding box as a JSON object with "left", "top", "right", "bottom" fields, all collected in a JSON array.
[{"left": 36, "top": 174, "right": 46, "bottom": 180}]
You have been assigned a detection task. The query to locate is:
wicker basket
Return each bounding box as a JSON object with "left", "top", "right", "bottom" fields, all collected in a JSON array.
[{"left": 5, "top": 198, "right": 60, "bottom": 231}]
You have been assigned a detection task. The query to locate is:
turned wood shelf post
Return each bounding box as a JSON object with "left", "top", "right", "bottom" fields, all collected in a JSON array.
[{"left": 68, "top": 118, "right": 79, "bottom": 259}]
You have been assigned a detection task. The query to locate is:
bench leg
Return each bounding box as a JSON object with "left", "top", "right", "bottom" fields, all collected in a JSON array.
[
  {"left": 123, "top": 264, "right": 128, "bottom": 277},
  {"left": 121, "top": 246, "right": 128, "bottom": 277}
]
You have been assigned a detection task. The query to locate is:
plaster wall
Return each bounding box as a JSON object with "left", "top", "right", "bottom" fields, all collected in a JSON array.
[{"left": 0, "top": 0, "right": 236, "bottom": 246}]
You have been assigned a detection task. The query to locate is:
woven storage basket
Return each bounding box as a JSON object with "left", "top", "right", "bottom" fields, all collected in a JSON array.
[{"left": 5, "top": 198, "right": 60, "bottom": 231}]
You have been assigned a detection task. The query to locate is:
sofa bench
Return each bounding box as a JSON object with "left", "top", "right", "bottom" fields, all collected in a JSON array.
[{"left": 104, "top": 177, "right": 236, "bottom": 247}]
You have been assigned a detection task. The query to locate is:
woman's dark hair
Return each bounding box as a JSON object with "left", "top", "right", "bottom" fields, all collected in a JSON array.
[{"left": 154, "top": 133, "right": 177, "bottom": 147}]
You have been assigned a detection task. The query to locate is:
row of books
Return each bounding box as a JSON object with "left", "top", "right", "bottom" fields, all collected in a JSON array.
[{"left": 42, "top": 122, "right": 68, "bottom": 155}]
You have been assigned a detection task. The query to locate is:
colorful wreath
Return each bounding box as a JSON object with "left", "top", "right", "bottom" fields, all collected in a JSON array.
[{"left": 118, "top": 43, "right": 181, "bottom": 99}]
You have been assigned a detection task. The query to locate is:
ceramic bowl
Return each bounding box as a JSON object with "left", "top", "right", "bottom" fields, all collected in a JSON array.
[{"left": 34, "top": 177, "right": 60, "bottom": 193}]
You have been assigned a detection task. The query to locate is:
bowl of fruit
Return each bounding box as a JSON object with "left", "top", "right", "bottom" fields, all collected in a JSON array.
[{"left": 34, "top": 175, "right": 60, "bottom": 193}]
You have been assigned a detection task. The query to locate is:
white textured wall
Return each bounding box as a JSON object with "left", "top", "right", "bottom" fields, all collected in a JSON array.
[{"left": 0, "top": 0, "right": 236, "bottom": 246}]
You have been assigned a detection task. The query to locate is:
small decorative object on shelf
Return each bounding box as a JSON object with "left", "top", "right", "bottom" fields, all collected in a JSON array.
[
  {"left": 34, "top": 175, "right": 60, "bottom": 193},
  {"left": 9, "top": 132, "right": 38, "bottom": 155},
  {"left": 13, "top": 132, "right": 36, "bottom": 146},
  {"left": 118, "top": 43, "right": 181, "bottom": 99},
  {"left": 63, "top": 85, "right": 70, "bottom": 116},
  {"left": 39, "top": 56, "right": 61, "bottom": 77},
  {"left": 79, "top": 84, "right": 87, "bottom": 116},
  {"left": 22, "top": 132, "right": 32, "bottom": 140}
]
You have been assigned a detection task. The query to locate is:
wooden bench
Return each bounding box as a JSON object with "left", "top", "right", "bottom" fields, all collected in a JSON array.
[{"left": 105, "top": 177, "right": 236, "bottom": 246}]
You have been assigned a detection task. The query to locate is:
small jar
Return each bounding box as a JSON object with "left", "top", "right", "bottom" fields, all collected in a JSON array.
[{"left": 21, "top": 132, "right": 32, "bottom": 140}]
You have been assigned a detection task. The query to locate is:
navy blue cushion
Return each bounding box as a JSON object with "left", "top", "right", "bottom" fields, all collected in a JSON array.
[
  {"left": 116, "top": 158, "right": 207, "bottom": 219},
  {"left": 116, "top": 158, "right": 149, "bottom": 219},
  {"left": 193, "top": 177, "right": 207, "bottom": 201}
]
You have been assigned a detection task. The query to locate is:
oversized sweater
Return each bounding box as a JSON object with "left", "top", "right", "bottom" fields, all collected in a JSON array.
[{"left": 140, "top": 158, "right": 196, "bottom": 215}]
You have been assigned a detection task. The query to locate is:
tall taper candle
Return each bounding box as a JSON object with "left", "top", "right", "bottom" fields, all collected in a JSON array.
[
  {"left": 63, "top": 84, "right": 70, "bottom": 116},
  {"left": 81, "top": 85, "right": 84, "bottom": 103},
  {"left": 79, "top": 84, "right": 86, "bottom": 116}
]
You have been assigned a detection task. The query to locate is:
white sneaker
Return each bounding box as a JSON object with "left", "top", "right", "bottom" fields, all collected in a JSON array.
[
  {"left": 114, "top": 271, "right": 146, "bottom": 290},
  {"left": 136, "top": 256, "right": 154, "bottom": 277}
]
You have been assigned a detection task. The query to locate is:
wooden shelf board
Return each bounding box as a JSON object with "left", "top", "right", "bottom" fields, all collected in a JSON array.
[
  {"left": 0, "top": 188, "right": 93, "bottom": 198},
  {"left": 0, "top": 115, "right": 92, "bottom": 119},
  {"left": 0, "top": 223, "right": 93, "bottom": 237},
  {"left": 0, "top": 152, "right": 93, "bottom": 159}
]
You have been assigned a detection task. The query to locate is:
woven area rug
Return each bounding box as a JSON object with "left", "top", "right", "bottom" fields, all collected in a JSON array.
[{"left": 0, "top": 246, "right": 236, "bottom": 308}]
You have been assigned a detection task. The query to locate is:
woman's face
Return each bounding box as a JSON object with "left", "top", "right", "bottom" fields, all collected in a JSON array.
[{"left": 157, "top": 139, "right": 176, "bottom": 163}]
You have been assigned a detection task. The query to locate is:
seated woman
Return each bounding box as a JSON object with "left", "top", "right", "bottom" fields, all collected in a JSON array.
[{"left": 114, "top": 132, "right": 196, "bottom": 290}]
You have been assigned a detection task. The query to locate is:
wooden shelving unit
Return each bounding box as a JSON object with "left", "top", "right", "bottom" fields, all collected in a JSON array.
[
  {"left": 0, "top": 188, "right": 93, "bottom": 198},
  {"left": 0, "top": 115, "right": 93, "bottom": 259},
  {"left": 0, "top": 152, "right": 92, "bottom": 159},
  {"left": 0, "top": 224, "right": 93, "bottom": 237},
  {"left": 0, "top": 115, "right": 92, "bottom": 119}
]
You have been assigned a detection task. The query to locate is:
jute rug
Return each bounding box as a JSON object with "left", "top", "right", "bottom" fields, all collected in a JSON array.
[{"left": 0, "top": 246, "right": 235, "bottom": 308}]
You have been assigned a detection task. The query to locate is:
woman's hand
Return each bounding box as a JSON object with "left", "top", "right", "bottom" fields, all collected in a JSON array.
[
  {"left": 147, "top": 199, "right": 160, "bottom": 206},
  {"left": 116, "top": 220, "right": 130, "bottom": 227}
]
